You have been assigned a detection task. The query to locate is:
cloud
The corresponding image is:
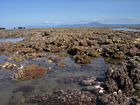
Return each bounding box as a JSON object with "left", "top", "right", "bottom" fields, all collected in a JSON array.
[
  {"left": 127, "top": 17, "right": 140, "bottom": 21},
  {"left": 44, "top": 20, "right": 52, "bottom": 24}
]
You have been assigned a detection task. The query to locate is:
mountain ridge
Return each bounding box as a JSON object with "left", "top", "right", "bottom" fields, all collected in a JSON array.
[{"left": 28, "top": 21, "right": 140, "bottom": 28}]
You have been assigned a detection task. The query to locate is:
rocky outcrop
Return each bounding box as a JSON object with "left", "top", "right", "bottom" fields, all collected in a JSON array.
[
  {"left": 97, "top": 92, "right": 133, "bottom": 105},
  {"left": 29, "top": 90, "right": 97, "bottom": 105},
  {"left": 105, "top": 64, "right": 134, "bottom": 95},
  {"left": 0, "top": 62, "right": 17, "bottom": 69},
  {"left": 13, "top": 64, "right": 48, "bottom": 80}
]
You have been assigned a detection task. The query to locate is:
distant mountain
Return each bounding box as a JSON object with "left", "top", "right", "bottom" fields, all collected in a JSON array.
[
  {"left": 56, "top": 22, "right": 104, "bottom": 28},
  {"left": 56, "top": 22, "right": 140, "bottom": 28},
  {"left": 28, "top": 21, "right": 140, "bottom": 29}
]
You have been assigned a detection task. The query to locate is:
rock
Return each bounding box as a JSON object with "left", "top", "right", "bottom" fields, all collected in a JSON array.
[
  {"left": 113, "top": 51, "right": 125, "bottom": 59},
  {"left": 136, "top": 97, "right": 140, "bottom": 103},
  {"left": 112, "top": 37, "right": 122, "bottom": 43},
  {"left": 105, "top": 64, "right": 134, "bottom": 95},
  {"left": 130, "top": 67, "right": 140, "bottom": 84},
  {"left": 26, "top": 52, "right": 45, "bottom": 59},
  {"left": 79, "top": 77, "right": 105, "bottom": 95},
  {"left": 127, "top": 59, "right": 139, "bottom": 70},
  {"left": 104, "top": 78, "right": 118, "bottom": 92},
  {"left": 85, "top": 49, "right": 100, "bottom": 57},
  {"left": 45, "top": 45, "right": 61, "bottom": 53},
  {"left": 133, "top": 38, "right": 140, "bottom": 44},
  {"left": 79, "top": 77, "right": 96, "bottom": 86},
  {"left": 74, "top": 54, "right": 91, "bottom": 64},
  {"left": 97, "top": 92, "right": 132, "bottom": 105},
  {"left": 0, "top": 62, "right": 17, "bottom": 69},
  {"left": 57, "top": 62, "right": 67, "bottom": 67},
  {"left": 17, "top": 48, "right": 34, "bottom": 54},
  {"left": 102, "top": 46, "right": 114, "bottom": 57},
  {"left": 67, "top": 47, "right": 78, "bottom": 55},
  {"left": 134, "top": 84, "right": 140, "bottom": 90},
  {"left": 42, "top": 32, "right": 50, "bottom": 36},
  {"left": 13, "top": 64, "right": 47, "bottom": 80},
  {"left": 79, "top": 40, "right": 88, "bottom": 47},
  {"left": 83, "top": 85, "right": 104, "bottom": 95},
  {"left": 117, "top": 44, "right": 128, "bottom": 53},
  {"left": 99, "top": 38, "right": 113, "bottom": 45},
  {"left": 48, "top": 55, "right": 62, "bottom": 63},
  {"left": 67, "top": 46, "right": 86, "bottom": 55},
  {"left": 126, "top": 59, "right": 140, "bottom": 84},
  {"left": 127, "top": 47, "right": 139, "bottom": 57},
  {"left": 29, "top": 93, "right": 49, "bottom": 103},
  {"left": 29, "top": 90, "right": 97, "bottom": 105}
]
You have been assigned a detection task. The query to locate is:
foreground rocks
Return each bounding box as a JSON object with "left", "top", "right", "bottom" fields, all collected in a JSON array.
[
  {"left": 103, "top": 57, "right": 140, "bottom": 104},
  {"left": 0, "top": 62, "right": 17, "bottom": 69},
  {"left": 29, "top": 90, "right": 97, "bottom": 105},
  {"left": 97, "top": 92, "right": 132, "bottom": 105},
  {"left": 105, "top": 65, "right": 134, "bottom": 95},
  {"left": 105, "top": 59, "right": 140, "bottom": 94}
]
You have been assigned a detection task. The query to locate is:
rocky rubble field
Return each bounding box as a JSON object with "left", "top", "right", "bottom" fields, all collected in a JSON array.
[{"left": 0, "top": 28, "right": 140, "bottom": 105}]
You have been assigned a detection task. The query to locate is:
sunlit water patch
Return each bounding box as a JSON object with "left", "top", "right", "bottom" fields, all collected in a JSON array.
[
  {"left": 112, "top": 28, "right": 140, "bottom": 32},
  {"left": 0, "top": 37, "right": 24, "bottom": 43}
]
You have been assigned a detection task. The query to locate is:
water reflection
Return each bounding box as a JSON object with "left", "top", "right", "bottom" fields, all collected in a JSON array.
[
  {"left": 0, "top": 37, "right": 24, "bottom": 43},
  {"left": 112, "top": 28, "right": 140, "bottom": 32}
]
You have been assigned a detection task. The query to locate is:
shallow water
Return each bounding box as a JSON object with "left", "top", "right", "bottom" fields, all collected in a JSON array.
[
  {"left": 112, "top": 28, "right": 140, "bottom": 32},
  {"left": 0, "top": 55, "right": 9, "bottom": 63},
  {"left": 0, "top": 55, "right": 110, "bottom": 105},
  {"left": 0, "top": 37, "right": 24, "bottom": 43}
]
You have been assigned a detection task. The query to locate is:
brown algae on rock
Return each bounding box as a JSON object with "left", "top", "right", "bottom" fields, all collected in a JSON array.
[{"left": 13, "top": 64, "right": 48, "bottom": 80}]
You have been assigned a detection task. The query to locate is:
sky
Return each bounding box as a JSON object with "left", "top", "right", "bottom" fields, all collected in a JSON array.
[{"left": 0, "top": 0, "right": 140, "bottom": 28}]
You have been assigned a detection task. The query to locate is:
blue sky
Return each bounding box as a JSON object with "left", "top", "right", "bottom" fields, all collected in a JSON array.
[{"left": 0, "top": 0, "right": 140, "bottom": 28}]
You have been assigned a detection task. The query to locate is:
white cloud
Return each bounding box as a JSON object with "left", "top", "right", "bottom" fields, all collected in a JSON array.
[
  {"left": 44, "top": 20, "right": 52, "bottom": 24},
  {"left": 127, "top": 17, "right": 140, "bottom": 21}
]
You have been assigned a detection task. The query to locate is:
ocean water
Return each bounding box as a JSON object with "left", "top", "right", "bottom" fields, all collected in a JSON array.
[{"left": 0, "top": 37, "right": 24, "bottom": 43}]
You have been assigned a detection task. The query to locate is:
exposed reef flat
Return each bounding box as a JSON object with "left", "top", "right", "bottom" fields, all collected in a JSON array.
[{"left": 0, "top": 28, "right": 140, "bottom": 105}]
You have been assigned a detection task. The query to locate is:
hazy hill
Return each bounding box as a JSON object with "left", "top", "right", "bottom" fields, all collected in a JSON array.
[{"left": 29, "top": 21, "right": 140, "bottom": 28}]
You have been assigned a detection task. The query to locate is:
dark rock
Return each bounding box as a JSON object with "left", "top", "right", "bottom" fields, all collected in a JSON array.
[
  {"left": 102, "top": 46, "right": 114, "bottom": 57},
  {"left": 45, "top": 45, "right": 61, "bottom": 53},
  {"left": 85, "top": 49, "right": 100, "bottom": 57},
  {"left": 42, "top": 32, "right": 50, "bottom": 36},
  {"left": 79, "top": 40, "right": 88, "bottom": 47},
  {"left": 67, "top": 47, "right": 78, "bottom": 55},
  {"left": 134, "top": 84, "right": 140, "bottom": 90},
  {"left": 99, "top": 38, "right": 113, "bottom": 45},
  {"left": 29, "top": 90, "right": 97, "bottom": 105},
  {"left": 127, "top": 47, "right": 139, "bottom": 57},
  {"left": 79, "top": 77, "right": 96, "bottom": 86},
  {"left": 104, "top": 78, "right": 118, "bottom": 92},
  {"left": 97, "top": 92, "right": 133, "bottom": 105},
  {"left": 29, "top": 93, "right": 49, "bottom": 103},
  {"left": 130, "top": 65, "right": 140, "bottom": 84},
  {"left": 113, "top": 51, "right": 125, "bottom": 59},
  {"left": 67, "top": 46, "right": 86, "bottom": 56},
  {"left": 105, "top": 65, "right": 134, "bottom": 95},
  {"left": 48, "top": 55, "right": 62, "bottom": 63},
  {"left": 74, "top": 54, "right": 91, "bottom": 64},
  {"left": 130, "top": 68, "right": 140, "bottom": 84}
]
